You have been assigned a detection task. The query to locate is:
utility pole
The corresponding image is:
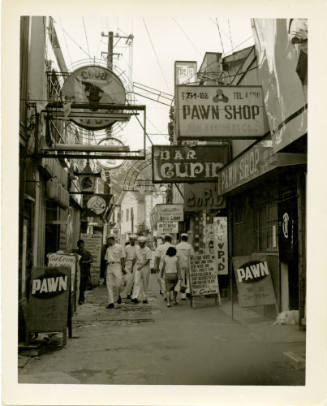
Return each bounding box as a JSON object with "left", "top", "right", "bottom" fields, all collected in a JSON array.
[{"left": 107, "top": 31, "right": 113, "bottom": 69}]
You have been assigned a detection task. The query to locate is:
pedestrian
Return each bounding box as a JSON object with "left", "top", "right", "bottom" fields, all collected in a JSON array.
[
  {"left": 122, "top": 234, "right": 137, "bottom": 300},
  {"left": 176, "top": 233, "right": 194, "bottom": 300},
  {"left": 154, "top": 234, "right": 174, "bottom": 299},
  {"left": 160, "top": 246, "right": 181, "bottom": 307},
  {"left": 100, "top": 237, "right": 110, "bottom": 286},
  {"left": 75, "top": 239, "right": 93, "bottom": 305},
  {"left": 131, "top": 236, "right": 152, "bottom": 304},
  {"left": 105, "top": 235, "right": 125, "bottom": 309}
]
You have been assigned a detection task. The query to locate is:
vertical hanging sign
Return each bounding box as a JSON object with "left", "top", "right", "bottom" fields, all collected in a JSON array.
[{"left": 213, "top": 217, "right": 228, "bottom": 275}]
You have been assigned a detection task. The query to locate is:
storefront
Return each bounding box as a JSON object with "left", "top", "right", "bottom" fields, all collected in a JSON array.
[{"left": 217, "top": 136, "right": 306, "bottom": 319}]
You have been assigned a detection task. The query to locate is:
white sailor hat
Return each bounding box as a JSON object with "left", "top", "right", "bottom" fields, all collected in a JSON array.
[
  {"left": 181, "top": 233, "right": 188, "bottom": 238},
  {"left": 129, "top": 234, "right": 137, "bottom": 239},
  {"left": 138, "top": 236, "right": 147, "bottom": 242}
]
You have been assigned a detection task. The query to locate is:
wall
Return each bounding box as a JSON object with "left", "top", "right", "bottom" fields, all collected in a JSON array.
[
  {"left": 230, "top": 176, "right": 280, "bottom": 309},
  {"left": 120, "top": 191, "right": 145, "bottom": 237}
]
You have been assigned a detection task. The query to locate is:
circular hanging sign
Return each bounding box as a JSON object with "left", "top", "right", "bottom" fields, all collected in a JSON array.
[
  {"left": 96, "top": 137, "right": 125, "bottom": 170},
  {"left": 87, "top": 196, "right": 106, "bottom": 215},
  {"left": 62, "top": 65, "right": 126, "bottom": 130}
]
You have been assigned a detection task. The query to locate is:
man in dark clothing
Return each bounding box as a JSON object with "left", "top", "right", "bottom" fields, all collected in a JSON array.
[{"left": 76, "top": 239, "right": 93, "bottom": 305}]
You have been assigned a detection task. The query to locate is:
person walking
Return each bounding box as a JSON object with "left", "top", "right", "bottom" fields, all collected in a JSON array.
[
  {"left": 75, "top": 239, "right": 93, "bottom": 305},
  {"left": 122, "top": 234, "right": 137, "bottom": 300},
  {"left": 160, "top": 246, "right": 181, "bottom": 307},
  {"left": 176, "top": 233, "right": 194, "bottom": 300},
  {"left": 131, "top": 236, "right": 152, "bottom": 304},
  {"left": 105, "top": 235, "right": 125, "bottom": 309},
  {"left": 154, "top": 234, "right": 174, "bottom": 299},
  {"left": 100, "top": 237, "right": 110, "bottom": 286}
]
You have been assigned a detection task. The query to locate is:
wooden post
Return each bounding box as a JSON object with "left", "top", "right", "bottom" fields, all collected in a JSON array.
[{"left": 297, "top": 171, "right": 306, "bottom": 330}]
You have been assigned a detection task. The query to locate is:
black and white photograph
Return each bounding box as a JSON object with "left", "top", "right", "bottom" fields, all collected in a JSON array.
[{"left": 2, "top": 1, "right": 327, "bottom": 405}]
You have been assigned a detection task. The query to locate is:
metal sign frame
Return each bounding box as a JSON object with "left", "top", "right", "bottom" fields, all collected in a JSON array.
[{"left": 32, "top": 104, "right": 146, "bottom": 160}]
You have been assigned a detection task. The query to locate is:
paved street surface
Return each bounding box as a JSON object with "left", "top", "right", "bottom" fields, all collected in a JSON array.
[{"left": 19, "top": 274, "right": 305, "bottom": 385}]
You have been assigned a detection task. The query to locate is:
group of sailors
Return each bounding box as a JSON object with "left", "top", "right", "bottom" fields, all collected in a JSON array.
[{"left": 100, "top": 233, "right": 194, "bottom": 309}]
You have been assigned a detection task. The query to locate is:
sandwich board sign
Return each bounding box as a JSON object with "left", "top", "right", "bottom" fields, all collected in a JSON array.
[
  {"left": 23, "top": 266, "right": 71, "bottom": 345},
  {"left": 232, "top": 255, "right": 276, "bottom": 308},
  {"left": 189, "top": 253, "right": 221, "bottom": 307}
]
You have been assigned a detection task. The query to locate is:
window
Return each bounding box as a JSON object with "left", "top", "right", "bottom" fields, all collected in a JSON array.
[{"left": 255, "top": 201, "right": 278, "bottom": 251}]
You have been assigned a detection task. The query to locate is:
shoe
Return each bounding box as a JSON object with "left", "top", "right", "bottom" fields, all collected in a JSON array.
[
  {"left": 132, "top": 298, "right": 139, "bottom": 304},
  {"left": 166, "top": 303, "right": 171, "bottom": 307},
  {"left": 182, "top": 298, "right": 186, "bottom": 301},
  {"left": 127, "top": 295, "right": 131, "bottom": 300},
  {"left": 117, "top": 296, "right": 122, "bottom": 304},
  {"left": 78, "top": 300, "right": 84, "bottom": 305},
  {"left": 106, "top": 303, "right": 114, "bottom": 309},
  {"left": 174, "top": 301, "right": 178, "bottom": 305},
  {"left": 143, "top": 300, "right": 148, "bottom": 304}
]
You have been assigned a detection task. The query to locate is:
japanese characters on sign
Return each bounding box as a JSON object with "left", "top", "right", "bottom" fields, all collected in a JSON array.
[
  {"left": 174, "top": 61, "right": 197, "bottom": 86},
  {"left": 157, "top": 221, "right": 179, "bottom": 234},
  {"left": 155, "top": 204, "right": 184, "bottom": 221},
  {"left": 152, "top": 145, "right": 229, "bottom": 183},
  {"left": 213, "top": 217, "right": 228, "bottom": 275},
  {"left": 80, "top": 233, "right": 103, "bottom": 284},
  {"left": 176, "top": 85, "right": 268, "bottom": 139},
  {"left": 232, "top": 255, "right": 276, "bottom": 308},
  {"left": 189, "top": 254, "right": 220, "bottom": 296}
]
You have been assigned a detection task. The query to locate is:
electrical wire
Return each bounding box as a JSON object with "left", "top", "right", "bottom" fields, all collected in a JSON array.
[
  {"left": 82, "top": 17, "right": 91, "bottom": 58},
  {"left": 172, "top": 18, "right": 202, "bottom": 56},
  {"left": 223, "top": 36, "right": 253, "bottom": 56},
  {"left": 60, "top": 25, "right": 91, "bottom": 58},
  {"left": 215, "top": 18, "right": 225, "bottom": 54},
  {"left": 227, "top": 18, "right": 235, "bottom": 57},
  {"left": 143, "top": 18, "right": 170, "bottom": 91},
  {"left": 58, "top": 18, "right": 73, "bottom": 67}
]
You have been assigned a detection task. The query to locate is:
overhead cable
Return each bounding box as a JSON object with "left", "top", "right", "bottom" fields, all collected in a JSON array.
[
  {"left": 172, "top": 18, "right": 202, "bottom": 56},
  {"left": 60, "top": 25, "right": 91, "bottom": 58},
  {"left": 215, "top": 18, "right": 225, "bottom": 54},
  {"left": 143, "top": 19, "right": 170, "bottom": 91},
  {"left": 82, "top": 17, "right": 91, "bottom": 58}
]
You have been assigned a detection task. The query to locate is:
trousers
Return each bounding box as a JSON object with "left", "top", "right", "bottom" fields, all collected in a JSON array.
[
  {"left": 132, "top": 267, "right": 150, "bottom": 301},
  {"left": 180, "top": 267, "right": 190, "bottom": 297},
  {"left": 106, "top": 263, "right": 123, "bottom": 304},
  {"left": 121, "top": 260, "right": 134, "bottom": 298}
]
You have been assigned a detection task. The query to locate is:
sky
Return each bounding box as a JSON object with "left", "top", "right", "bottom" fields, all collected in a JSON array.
[{"left": 54, "top": 17, "right": 254, "bottom": 150}]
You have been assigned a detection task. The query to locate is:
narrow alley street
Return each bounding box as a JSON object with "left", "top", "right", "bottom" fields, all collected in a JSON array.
[{"left": 19, "top": 274, "right": 305, "bottom": 385}]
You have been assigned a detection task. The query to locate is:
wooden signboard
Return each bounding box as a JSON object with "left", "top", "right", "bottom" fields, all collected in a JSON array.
[
  {"left": 47, "top": 253, "right": 79, "bottom": 311},
  {"left": 80, "top": 233, "right": 103, "bottom": 285},
  {"left": 24, "top": 266, "right": 71, "bottom": 345},
  {"left": 232, "top": 255, "right": 277, "bottom": 308},
  {"left": 157, "top": 221, "right": 179, "bottom": 235},
  {"left": 189, "top": 253, "right": 221, "bottom": 307}
]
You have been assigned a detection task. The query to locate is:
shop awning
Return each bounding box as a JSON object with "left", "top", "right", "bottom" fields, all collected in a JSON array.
[{"left": 217, "top": 140, "right": 306, "bottom": 196}]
